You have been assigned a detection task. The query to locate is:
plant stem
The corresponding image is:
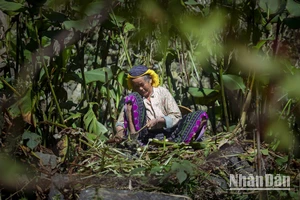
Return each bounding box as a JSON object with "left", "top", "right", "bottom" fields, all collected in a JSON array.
[
  {"left": 219, "top": 65, "right": 229, "bottom": 131},
  {"left": 34, "top": 16, "right": 65, "bottom": 124},
  {"left": 105, "top": 71, "right": 115, "bottom": 132},
  {"left": 0, "top": 77, "right": 21, "bottom": 97},
  {"left": 111, "top": 11, "right": 132, "bottom": 68},
  {"left": 79, "top": 45, "right": 90, "bottom": 102},
  {"left": 41, "top": 61, "right": 65, "bottom": 124},
  {"left": 188, "top": 51, "right": 200, "bottom": 82}
]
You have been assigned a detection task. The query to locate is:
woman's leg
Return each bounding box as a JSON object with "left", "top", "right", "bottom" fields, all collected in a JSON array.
[
  {"left": 123, "top": 92, "right": 147, "bottom": 142},
  {"left": 169, "top": 110, "right": 208, "bottom": 143}
]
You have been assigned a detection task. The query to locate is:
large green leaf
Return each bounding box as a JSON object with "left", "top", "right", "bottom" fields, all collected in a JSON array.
[
  {"left": 110, "top": 13, "right": 125, "bottom": 26},
  {"left": 0, "top": 0, "right": 23, "bottom": 11},
  {"left": 43, "top": 10, "right": 68, "bottom": 23},
  {"left": 222, "top": 74, "right": 246, "bottom": 93},
  {"left": 7, "top": 88, "right": 36, "bottom": 124},
  {"left": 286, "top": 0, "right": 300, "bottom": 17},
  {"left": 83, "top": 103, "right": 108, "bottom": 139},
  {"left": 188, "top": 87, "right": 220, "bottom": 105},
  {"left": 63, "top": 19, "right": 90, "bottom": 32},
  {"left": 79, "top": 68, "right": 113, "bottom": 84},
  {"left": 258, "top": 0, "right": 283, "bottom": 14},
  {"left": 188, "top": 87, "right": 218, "bottom": 98},
  {"left": 84, "top": 1, "right": 104, "bottom": 16},
  {"left": 184, "top": 0, "right": 200, "bottom": 5},
  {"left": 22, "top": 131, "right": 41, "bottom": 150}
]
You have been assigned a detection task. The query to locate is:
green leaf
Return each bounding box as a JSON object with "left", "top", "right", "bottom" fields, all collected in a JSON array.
[
  {"left": 83, "top": 103, "right": 108, "bottom": 138},
  {"left": 43, "top": 10, "right": 68, "bottom": 23},
  {"left": 79, "top": 68, "right": 113, "bottom": 84},
  {"left": 286, "top": 0, "right": 300, "bottom": 16},
  {"left": 188, "top": 87, "right": 219, "bottom": 98},
  {"left": 84, "top": 108, "right": 94, "bottom": 129},
  {"left": 189, "top": 142, "right": 207, "bottom": 149},
  {"left": 171, "top": 162, "right": 181, "bottom": 171},
  {"left": 150, "top": 166, "right": 163, "bottom": 174},
  {"left": 123, "top": 22, "right": 135, "bottom": 33},
  {"left": 84, "top": 1, "right": 104, "bottom": 16},
  {"left": 261, "top": 149, "right": 269, "bottom": 156},
  {"left": 253, "top": 40, "right": 268, "bottom": 50},
  {"left": 63, "top": 19, "right": 89, "bottom": 32},
  {"left": 22, "top": 131, "right": 41, "bottom": 150},
  {"left": 117, "top": 71, "right": 125, "bottom": 85},
  {"left": 275, "top": 155, "right": 289, "bottom": 166},
  {"left": 289, "top": 191, "right": 299, "bottom": 199},
  {"left": 110, "top": 13, "right": 125, "bottom": 26},
  {"left": 0, "top": 79, "right": 3, "bottom": 90},
  {"left": 222, "top": 74, "right": 246, "bottom": 93},
  {"left": 24, "top": 50, "right": 32, "bottom": 62},
  {"left": 7, "top": 101, "right": 21, "bottom": 118},
  {"left": 176, "top": 170, "right": 187, "bottom": 184},
  {"left": 184, "top": 0, "right": 199, "bottom": 5},
  {"left": 130, "top": 167, "right": 146, "bottom": 176},
  {"left": 7, "top": 87, "right": 36, "bottom": 122},
  {"left": 188, "top": 87, "right": 220, "bottom": 105},
  {"left": 0, "top": 0, "right": 23, "bottom": 11},
  {"left": 41, "top": 36, "right": 51, "bottom": 47},
  {"left": 181, "top": 160, "right": 195, "bottom": 174},
  {"left": 258, "top": 0, "right": 282, "bottom": 14},
  {"left": 65, "top": 112, "right": 82, "bottom": 121},
  {"left": 62, "top": 47, "right": 71, "bottom": 69}
]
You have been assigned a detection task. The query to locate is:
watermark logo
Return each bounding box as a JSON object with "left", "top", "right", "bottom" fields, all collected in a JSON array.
[{"left": 229, "top": 174, "right": 290, "bottom": 190}]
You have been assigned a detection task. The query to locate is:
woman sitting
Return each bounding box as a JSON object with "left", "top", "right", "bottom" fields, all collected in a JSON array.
[{"left": 113, "top": 65, "right": 208, "bottom": 145}]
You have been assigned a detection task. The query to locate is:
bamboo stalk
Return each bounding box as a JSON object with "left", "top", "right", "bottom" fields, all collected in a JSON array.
[
  {"left": 110, "top": 10, "right": 132, "bottom": 68},
  {"left": 220, "top": 65, "right": 230, "bottom": 131}
]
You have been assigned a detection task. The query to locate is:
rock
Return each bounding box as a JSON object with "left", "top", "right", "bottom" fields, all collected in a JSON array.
[
  {"left": 79, "top": 188, "right": 191, "bottom": 200},
  {"left": 200, "top": 142, "right": 257, "bottom": 192}
]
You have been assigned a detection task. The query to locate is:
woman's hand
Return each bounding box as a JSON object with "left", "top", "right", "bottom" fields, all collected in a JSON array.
[
  {"left": 147, "top": 119, "right": 158, "bottom": 129},
  {"left": 105, "top": 126, "right": 124, "bottom": 144},
  {"left": 147, "top": 117, "right": 165, "bottom": 129}
]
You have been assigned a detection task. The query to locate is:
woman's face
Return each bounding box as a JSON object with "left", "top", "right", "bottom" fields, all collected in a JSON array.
[{"left": 131, "top": 76, "right": 153, "bottom": 98}]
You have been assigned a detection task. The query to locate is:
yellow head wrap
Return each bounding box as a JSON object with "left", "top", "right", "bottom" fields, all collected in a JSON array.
[{"left": 127, "top": 69, "right": 160, "bottom": 90}]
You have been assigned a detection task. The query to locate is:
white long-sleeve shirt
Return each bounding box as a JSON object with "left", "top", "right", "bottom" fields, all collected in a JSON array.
[{"left": 116, "top": 86, "right": 182, "bottom": 130}]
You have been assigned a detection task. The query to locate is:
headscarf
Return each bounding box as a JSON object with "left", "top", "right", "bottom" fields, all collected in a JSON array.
[{"left": 127, "top": 65, "right": 160, "bottom": 89}]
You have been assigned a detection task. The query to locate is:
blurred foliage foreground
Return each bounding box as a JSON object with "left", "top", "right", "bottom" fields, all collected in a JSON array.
[{"left": 1, "top": 0, "right": 300, "bottom": 199}]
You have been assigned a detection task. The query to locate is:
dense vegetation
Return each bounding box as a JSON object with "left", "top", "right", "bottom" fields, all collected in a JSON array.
[{"left": 1, "top": 0, "right": 300, "bottom": 199}]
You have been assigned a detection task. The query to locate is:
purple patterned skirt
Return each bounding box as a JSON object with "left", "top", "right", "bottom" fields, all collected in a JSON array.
[
  {"left": 123, "top": 93, "right": 208, "bottom": 144},
  {"left": 123, "top": 92, "right": 147, "bottom": 139}
]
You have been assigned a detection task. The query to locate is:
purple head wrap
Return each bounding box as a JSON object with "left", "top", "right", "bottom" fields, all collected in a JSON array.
[{"left": 129, "top": 65, "right": 148, "bottom": 77}]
